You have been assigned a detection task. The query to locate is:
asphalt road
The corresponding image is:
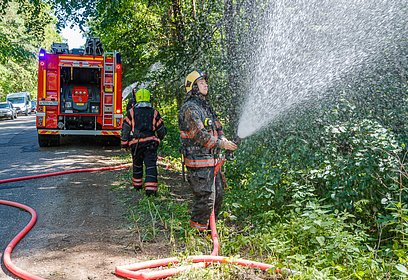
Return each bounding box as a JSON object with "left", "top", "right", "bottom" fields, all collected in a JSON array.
[{"left": 0, "top": 115, "right": 133, "bottom": 279}]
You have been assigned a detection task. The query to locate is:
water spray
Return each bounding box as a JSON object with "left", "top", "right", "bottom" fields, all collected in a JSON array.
[{"left": 237, "top": 0, "right": 408, "bottom": 139}]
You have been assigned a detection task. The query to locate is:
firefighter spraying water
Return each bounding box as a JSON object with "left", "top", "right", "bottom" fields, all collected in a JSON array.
[{"left": 178, "top": 70, "right": 237, "bottom": 232}]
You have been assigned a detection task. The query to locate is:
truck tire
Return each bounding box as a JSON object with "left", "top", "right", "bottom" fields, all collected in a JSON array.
[
  {"left": 38, "top": 134, "right": 49, "bottom": 147},
  {"left": 101, "top": 136, "right": 120, "bottom": 146},
  {"left": 50, "top": 135, "right": 61, "bottom": 146},
  {"left": 38, "top": 134, "right": 60, "bottom": 147}
]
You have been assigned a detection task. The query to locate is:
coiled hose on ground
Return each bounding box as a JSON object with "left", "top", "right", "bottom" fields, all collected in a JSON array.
[{"left": 0, "top": 161, "right": 292, "bottom": 279}]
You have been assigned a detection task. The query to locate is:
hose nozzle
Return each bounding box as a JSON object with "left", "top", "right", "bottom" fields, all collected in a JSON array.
[{"left": 225, "top": 136, "right": 241, "bottom": 161}]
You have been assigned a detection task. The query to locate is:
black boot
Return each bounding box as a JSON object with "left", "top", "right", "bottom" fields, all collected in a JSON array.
[
  {"left": 133, "top": 186, "right": 142, "bottom": 191},
  {"left": 145, "top": 190, "right": 157, "bottom": 196}
]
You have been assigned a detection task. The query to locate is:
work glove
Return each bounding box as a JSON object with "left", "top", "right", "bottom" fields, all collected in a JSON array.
[{"left": 218, "top": 139, "right": 238, "bottom": 151}]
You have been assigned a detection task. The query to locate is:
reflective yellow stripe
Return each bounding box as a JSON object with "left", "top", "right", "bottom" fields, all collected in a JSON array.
[
  {"left": 42, "top": 69, "right": 46, "bottom": 127},
  {"left": 114, "top": 72, "right": 117, "bottom": 127},
  {"left": 38, "top": 130, "right": 59, "bottom": 135},
  {"left": 101, "top": 131, "right": 120, "bottom": 135},
  {"left": 43, "top": 70, "right": 46, "bottom": 99}
]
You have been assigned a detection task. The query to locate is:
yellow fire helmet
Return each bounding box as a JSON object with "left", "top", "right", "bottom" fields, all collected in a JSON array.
[
  {"left": 135, "top": 88, "right": 151, "bottom": 103},
  {"left": 185, "top": 70, "right": 207, "bottom": 93}
]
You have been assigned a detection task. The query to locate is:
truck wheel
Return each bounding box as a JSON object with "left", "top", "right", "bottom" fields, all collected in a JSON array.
[
  {"left": 38, "top": 134, "right": 49, "bottom": 147},
  {"left": 38, "top": 135, "right": 60, "bottom": 147},
  {"left": 102, "top": 136, "right": 120, "bottom": 146},
  {"left": 50, "top": 135, "right": 61, "bottom": 146}
]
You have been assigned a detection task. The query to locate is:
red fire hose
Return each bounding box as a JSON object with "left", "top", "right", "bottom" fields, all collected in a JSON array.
[
  {"left": 0, "top": 163, "right": 130, "bottom": 184},
  {"left": 0, "top": 161, "right": 290, "bottom": 280},
  {"left": 0, "top": 163, "right": 130, "bottom": 280},
  {"left": 114, "top": 159, "right": 287, "bottom": 279},
  {"left": 0, "top": 200, "right": 45, "bottom": 280}
]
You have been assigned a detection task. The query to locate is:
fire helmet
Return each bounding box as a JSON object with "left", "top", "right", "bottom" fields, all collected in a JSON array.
[
  {"left": 135, "top": 88, "right": 151, "bottom": 103},
  {"left": 185, "top": 70, "right": 207, "bottom": 93}
]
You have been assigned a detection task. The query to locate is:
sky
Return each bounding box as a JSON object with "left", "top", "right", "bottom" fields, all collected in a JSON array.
[{"left": 60, "top": 25, "right": 86, "bottom": 49}]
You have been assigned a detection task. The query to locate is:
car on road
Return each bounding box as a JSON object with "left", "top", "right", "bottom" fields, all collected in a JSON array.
[
  {"left": 0, "top": 101, "right": 17, "bottom": 120},
  {"left": 6, "top": 92, "right": 31, "bottom": 116},
  {"left": 31, "top": 100, "right": 36, "bottom": 113}
]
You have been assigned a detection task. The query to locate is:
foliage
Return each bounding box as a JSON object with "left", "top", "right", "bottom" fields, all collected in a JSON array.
[
  {"left": 0, "top": 0, "right": 60, "bottom": 100},
  {"left": 6, "top": 0, "right": 407, "bottom": 278},
  {"left": 156, "top": 99, "right": 181, "bottom": 158},
  {"left": 53, "top": 0, "right": 269, "bottom": 137}
]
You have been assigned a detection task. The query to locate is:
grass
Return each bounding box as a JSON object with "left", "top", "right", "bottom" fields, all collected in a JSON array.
[{"left": 112, "top": 154, "right": 280, "bottom": 279}]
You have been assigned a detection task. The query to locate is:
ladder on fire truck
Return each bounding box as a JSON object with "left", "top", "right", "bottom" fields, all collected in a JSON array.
[{"left": 102, "top": 52, "right": 115, "bottom": 126}]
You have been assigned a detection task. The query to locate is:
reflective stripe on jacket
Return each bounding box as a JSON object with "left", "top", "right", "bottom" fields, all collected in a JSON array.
[{"left": 121, "top": 103, "right": 166, "bottom": 146}]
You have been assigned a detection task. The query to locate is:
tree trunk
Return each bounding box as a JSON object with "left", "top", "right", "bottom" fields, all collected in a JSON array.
[
  {"left": 171, "top": 0, "right": 184, "bottom": 43},
  {"left": 191, "top": 0, "right": 196, "bottom": 19}
]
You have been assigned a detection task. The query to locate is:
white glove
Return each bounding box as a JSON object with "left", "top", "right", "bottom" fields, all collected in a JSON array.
[{"left": 219, "top": 139, "right": 238, "bottom": 151}]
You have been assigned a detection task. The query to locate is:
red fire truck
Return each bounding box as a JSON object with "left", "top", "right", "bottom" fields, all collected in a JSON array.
[{"left": 36, "top": 38, "right": 123, "bottom": 147}]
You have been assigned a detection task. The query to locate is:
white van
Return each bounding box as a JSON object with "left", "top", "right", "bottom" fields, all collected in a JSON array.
[{"left": 6, "top": 92, "right": 32, "bottom": 115}]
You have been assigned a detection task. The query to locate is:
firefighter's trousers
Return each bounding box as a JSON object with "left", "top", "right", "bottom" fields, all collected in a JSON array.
[
  {"left": 131, "top": 141, "right": 158, "bottom": 193},
  {"left": 187, "top": 166, "right": 225, "bottom": 231}
]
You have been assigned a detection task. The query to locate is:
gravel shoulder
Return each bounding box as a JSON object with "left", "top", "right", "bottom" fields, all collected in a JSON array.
[
  {"left": 0, "top": 137, "right": 174, "bottom": 279},
  {"left": 0, "top": 119, "right": 174, "bottom": 280},
  {"left": 1, "top": 165, "right": 136, "bottom": 280}
]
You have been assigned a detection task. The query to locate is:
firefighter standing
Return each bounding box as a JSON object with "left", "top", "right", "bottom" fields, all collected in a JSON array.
[
  {"left": 121, "top": 88, "right": 167, "bottom": 196},
  {"left": 178, "top": 70, "right": 237, "bottom": 232}
]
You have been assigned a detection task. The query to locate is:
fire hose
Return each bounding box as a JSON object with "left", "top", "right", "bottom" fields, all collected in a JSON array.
[{"left": 0, "top": 161, "right": 292, "bottom": 279}]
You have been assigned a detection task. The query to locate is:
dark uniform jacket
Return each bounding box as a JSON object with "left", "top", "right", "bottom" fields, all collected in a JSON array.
[
  {"left": 178, "top": 93, "right": 225, "bottom": 168},
  {"left": 121, "top": 102, "right": 166, "bottom": 147}
]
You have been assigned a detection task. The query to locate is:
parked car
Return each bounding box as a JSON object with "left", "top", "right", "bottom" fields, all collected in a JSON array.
[
  {"left": 0, "top": 101, "right": 17, "bottom": 120},
  {"left": 6, "top": 92, "right": 31, "bottom": 115},
  {"left": 31, "top": 100, "right": 37, "bottom": 113}
]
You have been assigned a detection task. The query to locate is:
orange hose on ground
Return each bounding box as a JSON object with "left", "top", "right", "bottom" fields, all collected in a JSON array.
[
  {"left": 0, "top": 163, "right": 131, "bottom": 184},
  {"left": 114, "top": 208, "right": 281, "bottom": 280},
  {"left": 1, "top": 160, "right": 289, "bottom": 280},
  {"left": 0, "top": 163, "right": 131, "bottom": 280},
  {"left": 114, "top": 159, "right": 285, "bottom": 279},
  {"left": 0, "top": 200, "right": 46, "bottom": 280}
]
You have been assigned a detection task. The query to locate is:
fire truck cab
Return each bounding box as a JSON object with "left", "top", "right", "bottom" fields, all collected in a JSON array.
[{"left": 36, "top": 38, "right": 123, "bottom": 147}]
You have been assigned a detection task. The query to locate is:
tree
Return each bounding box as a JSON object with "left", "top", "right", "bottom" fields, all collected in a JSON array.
[{"left": 0, "top": 0, "right": 60, "bottom": 100}]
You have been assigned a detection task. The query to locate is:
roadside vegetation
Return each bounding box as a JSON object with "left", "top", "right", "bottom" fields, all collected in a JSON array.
[
  {"left": 117, "top": 90, "right": 408, "bottom": 279},
  {"left": 0, "top": 0, "right": 60, "bottom": 101},
  {"left": 1, "top": 0, "right": 407, "bottom": 278}
]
